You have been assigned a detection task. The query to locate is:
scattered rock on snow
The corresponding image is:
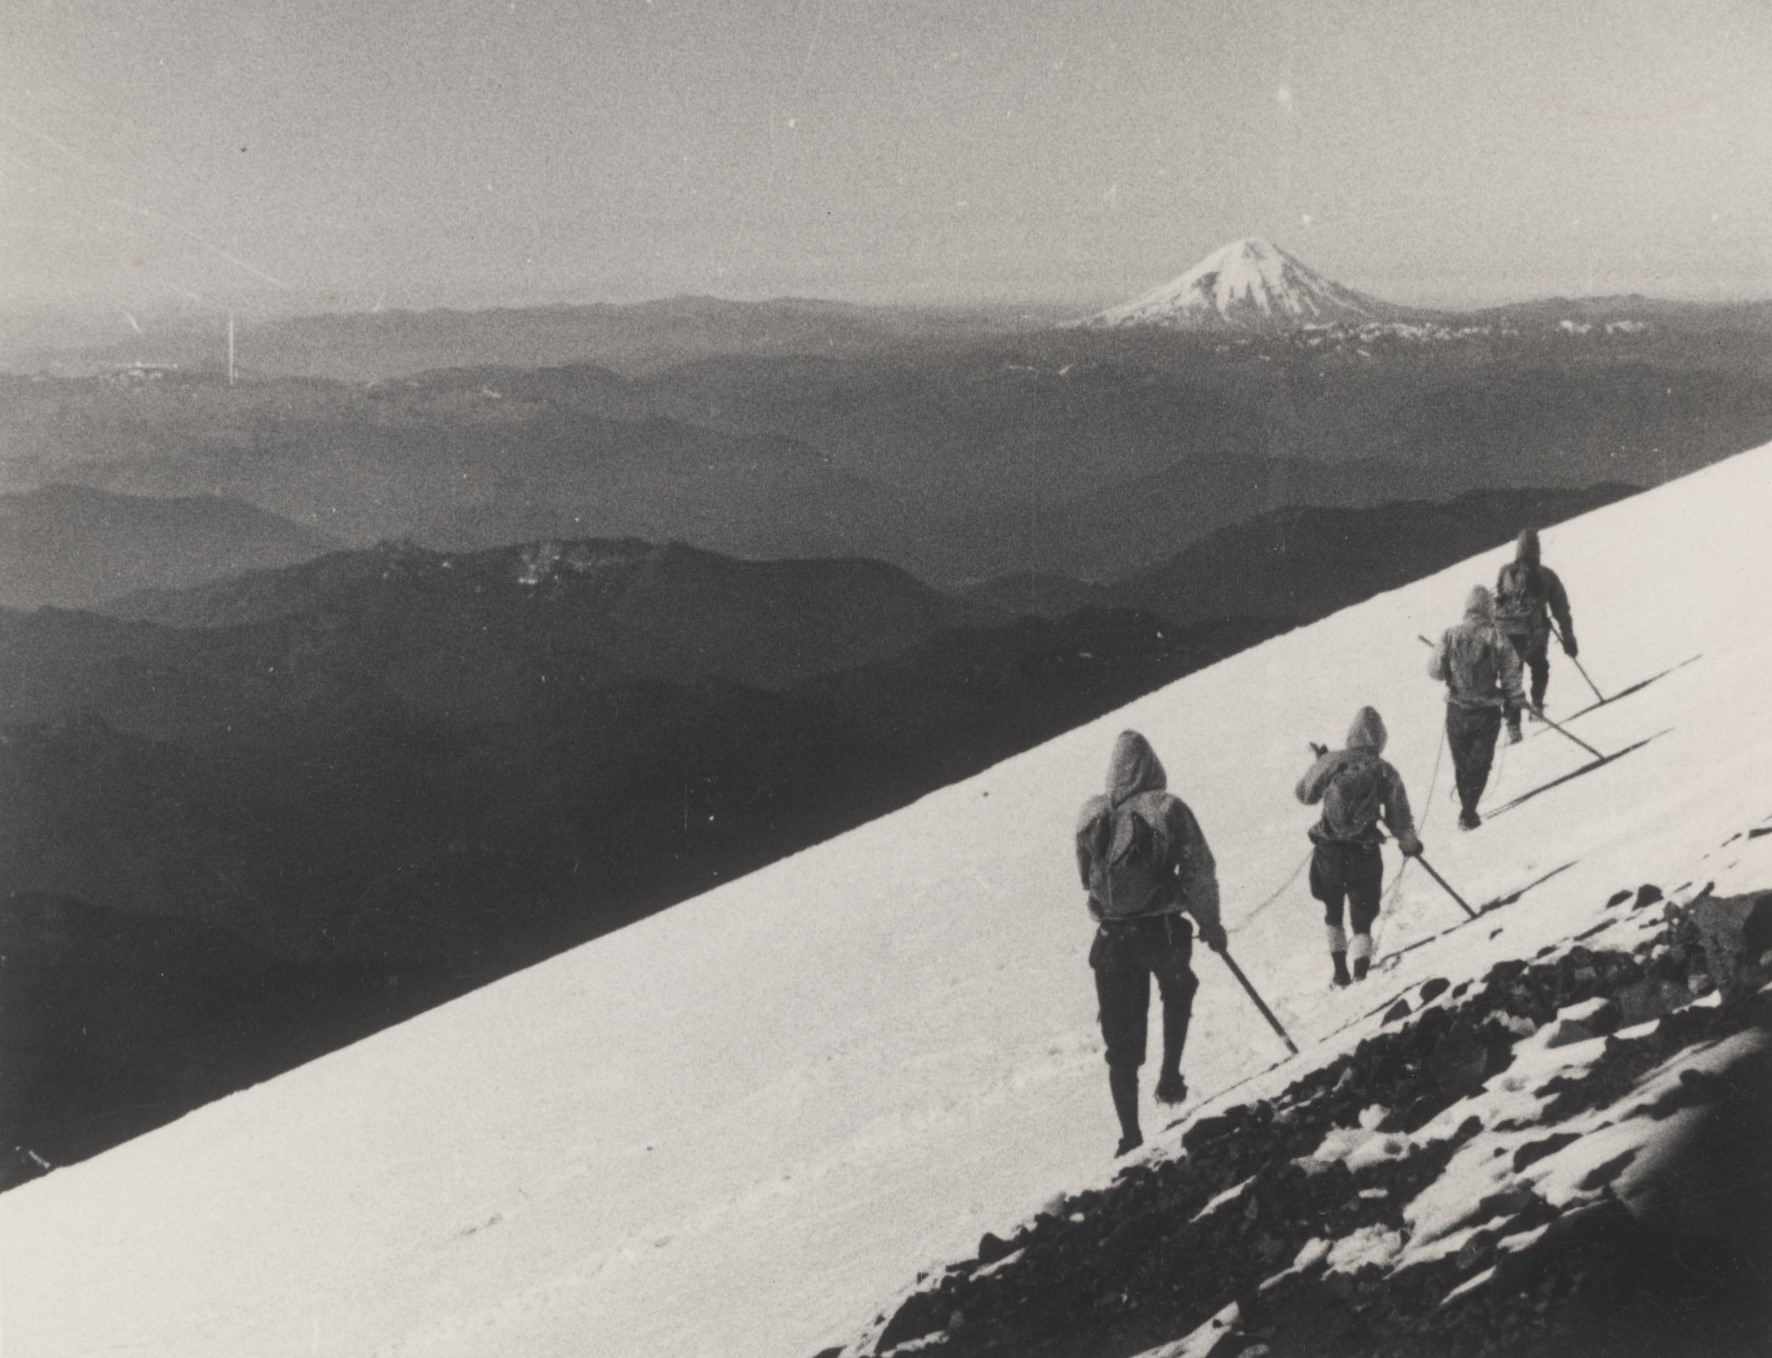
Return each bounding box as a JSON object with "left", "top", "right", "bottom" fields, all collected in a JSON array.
[{"left": 847, "top": 904, "right": 1772, "bottom": 1358}]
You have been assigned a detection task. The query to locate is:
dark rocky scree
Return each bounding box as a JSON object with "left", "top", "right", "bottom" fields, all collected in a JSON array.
[{"left": 853, "top": 888, "right": 1772, "bottom": 1358}]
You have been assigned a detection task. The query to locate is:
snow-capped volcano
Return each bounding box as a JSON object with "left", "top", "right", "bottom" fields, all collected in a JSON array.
[{"left": 1086, "top": 237, "right": 1403, "bottom": 330}]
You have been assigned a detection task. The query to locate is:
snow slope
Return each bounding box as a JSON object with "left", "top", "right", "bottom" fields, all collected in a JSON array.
[
  {"left": 1084, "top": 238, "right": 1401, "bottom": 330},
  {"left": 5, "top": 443, "right": 1772, "bottom": 1358}
]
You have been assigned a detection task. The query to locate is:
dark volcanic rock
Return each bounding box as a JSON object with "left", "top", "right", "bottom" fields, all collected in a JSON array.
[
  {"left": 1689, "top": 892, "right": 1772, "bottom": 998},
  {"left": 849, "top": 915, "right": 1772, "bottom": 1358},
  {"left": 977, "top": 1232, "right": 1014, "bottom": 1265},
  {"left": 1513, "top": 1133, "right": 1582, "bottom": 1172}
]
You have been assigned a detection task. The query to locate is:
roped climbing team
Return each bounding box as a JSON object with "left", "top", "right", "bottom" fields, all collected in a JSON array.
[{"left": 1077, "top": 527, "right": 1576, "bottom": 1155}]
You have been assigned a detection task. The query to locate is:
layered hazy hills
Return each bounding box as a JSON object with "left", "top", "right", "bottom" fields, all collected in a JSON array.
[
  {"left": 11, "top": 334, "right": 1765, "bottom": 585},
  {"left": 956, "top": 483, "right": 1635, "bottom": 628},
  {"left": 0, "top": 371, "right": 952, "bottom": 570},
  {"left": 1472, "top": 293, "right": 1772, "bottom": 336},
  {"left": 0, "top": 484, "right": 337, "bottom": 610},
  {"left": 594, "top": 349, "right": 1758, "bottom": 577},
  {"left": 1116, "top": 483, "right": 1641, "bottom": 625},
  {"left": 15, "top": 247, "right": 1770, "bottom": 386},
  {"left": 3, "top": 539, "right": 990, "bottom": 744},
  {"left": 3, "top": 295, "right": 1069, "bottom": 384},
  {"left": 99, "top": 537, "right": 993, "bottom": 692}
]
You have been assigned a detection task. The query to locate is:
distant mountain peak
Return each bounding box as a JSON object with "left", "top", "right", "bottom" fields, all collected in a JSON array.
[{"left": 1084, "top": 237, "right": 1402, "bottom": 331}]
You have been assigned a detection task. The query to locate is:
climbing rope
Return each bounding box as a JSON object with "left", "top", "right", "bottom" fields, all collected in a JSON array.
[
  {"left": 1231, "top": 847, "right": 1312, "bottom": 932},
  {"left": 1488, "top": 714, "right": 1513, "bottom": 798},
  {"left": 1372, "top": 726, "right": 1448, "bottom": 955},
  {"left": 1416, "top": 725, "right": 1449, "bottom": 836},
  {"left": 1240, "top": 722, "right": 1448, "bottom": 942}
]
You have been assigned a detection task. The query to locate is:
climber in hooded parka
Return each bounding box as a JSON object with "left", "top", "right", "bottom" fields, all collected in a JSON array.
[
  {"left": 1296, "top": 706, "right": 1421, "bottom": 987},
  {"left": 1430, "top": 584, "right": 1527, "bottom": 830},
  {"left": 1076, "top": 731, "right": 1226, "bottom": 1157},
  {"left": 1494, "top": 528, "right": 1577, "bottom": 714}
]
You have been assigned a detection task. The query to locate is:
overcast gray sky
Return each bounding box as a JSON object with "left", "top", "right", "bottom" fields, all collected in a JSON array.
[{"left": 3, "top": 0, "right": 1769, "bottom": 314}]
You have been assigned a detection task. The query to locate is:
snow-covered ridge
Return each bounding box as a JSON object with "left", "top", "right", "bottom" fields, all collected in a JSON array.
[
  {"left": 1084, "top": 238, "right": 1401, "bottom": 330},
  {"left": 4, "top": 442, "right": 1772, "bottom": 1357}
]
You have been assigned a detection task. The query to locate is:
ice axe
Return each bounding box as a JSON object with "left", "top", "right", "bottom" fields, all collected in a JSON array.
[
  {"left": 1550, "top": 620, "right": 1606, "bottom": 705},
  {"left": 1413, "top": 852, "right": 1479, "bottom": 921},
  {"left": 1415, "top": 635, "right": 1604, "bottom": 761},
  {"left": 1531, "top": 708, "right": 1607, "bottom": 762},
  {"left": 1215, "top": 947, "right": 1299, "bottom": 1056}
]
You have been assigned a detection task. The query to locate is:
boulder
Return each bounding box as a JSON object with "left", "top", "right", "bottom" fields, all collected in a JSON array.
[
  {"left": 976, "top": 1231, "right": 1013, "bottom": 1266},
  {"left": 1689, "top": 892, "right": 1772, "bottom": 998},
  {"left": 1614, "top": 975, "right": 1690, "bottom": 1026},
  {"left": 1543, "top": 996, "right": 1621, "bottom": 1048}
]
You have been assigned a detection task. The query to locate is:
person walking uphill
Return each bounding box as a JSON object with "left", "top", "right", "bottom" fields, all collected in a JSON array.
[
  {"left": 1077, "top": 731, "right": 1227, "bottom": 1157},
  {"left": 1494, "top": 529, "right": 1576, "bottom": 714},
  {"left": 1429, "top": 585, "right": 1528, "bottom": 831},
  {"left": 1296, "top": 706, "right": 1421, "bottom": 987}
]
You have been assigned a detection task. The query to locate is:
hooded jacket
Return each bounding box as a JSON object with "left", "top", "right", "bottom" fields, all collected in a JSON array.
[
  {"left": 1493, "top": 531, "right": 1574, "bottom": 642},
  {"left": 1076, "top": 731, "right": 1222, "bottom": 930},
  {"left": 1429, "top": 586, "right": 1527, "bottom": 711},
  {"left": 1296, "top": 707, "right": 1420, "bottom": 851}
]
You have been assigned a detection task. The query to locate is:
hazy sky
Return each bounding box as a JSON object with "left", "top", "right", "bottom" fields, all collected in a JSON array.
[{"left": 3, "top": 0, "right": 1770, "bottom": 313}]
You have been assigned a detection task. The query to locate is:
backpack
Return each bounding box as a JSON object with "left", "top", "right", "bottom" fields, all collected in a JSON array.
[
  {"left": 1082, "top": 801, "right": 1172, "bottom": 918},
  {"left": 1317, "top": 755, "right": 1384, "bottom": 842},
  {"left": 1494, "top": 561, "right": 1543, "bottom": 629}
]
